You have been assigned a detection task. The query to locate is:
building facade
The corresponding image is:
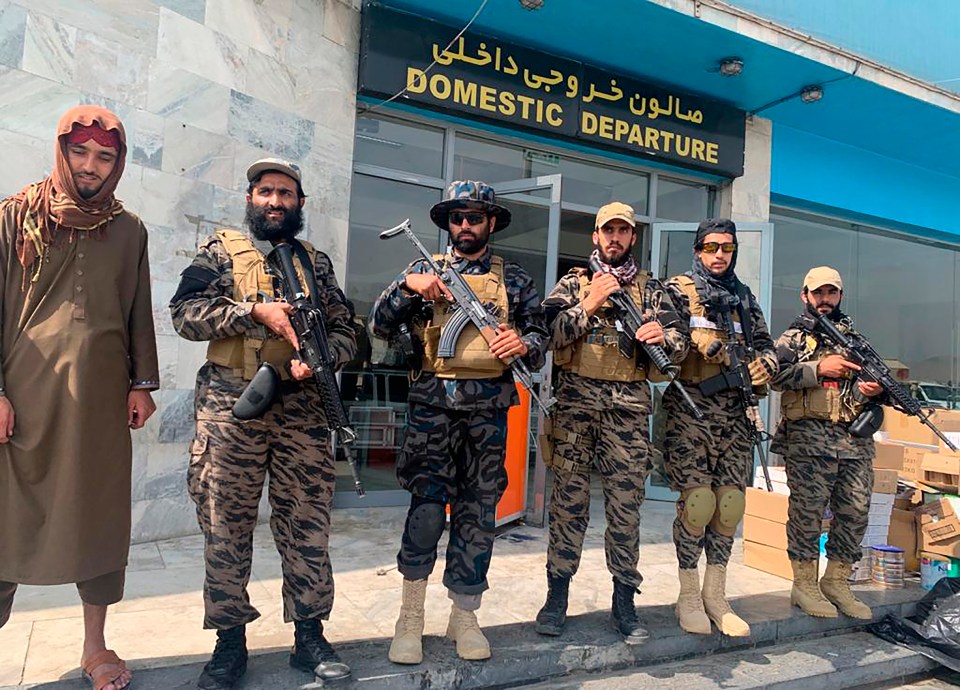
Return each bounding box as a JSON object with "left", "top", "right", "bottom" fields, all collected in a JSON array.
[{"left": 0, "top": 0, "right": 956, "bottom": 539}]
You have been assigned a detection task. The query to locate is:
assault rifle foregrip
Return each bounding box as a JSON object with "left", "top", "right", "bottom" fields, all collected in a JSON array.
[
  {"left": 812, "top": 313, "right": 958, "bottom": 452},
  {"left": 587, "top": 257, "right": 703, "bottom": 420},
  {"left": 266, "top": 242, "right": 366, "bottom": 496},
  {"left": 380, "top": 219, "right": 555, "bottom": 416}
]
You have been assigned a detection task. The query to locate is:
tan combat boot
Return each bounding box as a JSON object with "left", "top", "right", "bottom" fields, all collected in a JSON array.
[
  {"left": 388, "top": 578, "right": 428, "bottom": 664},
  {"left": 790, "top": 560, "right": 838, "bottom": 618},
  {"left": 676, "top": 567, "right": 712, "bottom": 634},
  {"left": 820, "top": 560, "right": 872, "bottom": 620},
  {"left": 446, "top": 604, "right": 491, "bottom": 660},
  {"left": 701, "top": 564, "right": 750, "bottom": 637}
]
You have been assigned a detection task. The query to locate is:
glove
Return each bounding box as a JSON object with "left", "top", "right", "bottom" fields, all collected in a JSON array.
[
  {"left": 693, "top": 330, "right": 729, "bottom": 365},
  {"left": 748, "top": 357, "right": 776, "bottom": 386}
]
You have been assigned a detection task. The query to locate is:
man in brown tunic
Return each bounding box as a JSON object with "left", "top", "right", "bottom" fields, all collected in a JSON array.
[{"left": 0, "top": 106, "right": 159, "bottom": 690}]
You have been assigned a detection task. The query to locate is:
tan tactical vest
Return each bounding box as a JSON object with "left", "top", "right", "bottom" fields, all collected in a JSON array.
[
  {"left": 554, "top": 270, "right": 650, "bottom": 382},
  {"left": 420, "top": 254, "right": 510, "bottom": 379},
  {"left": 674, "top": 275, "right": 745, "bottom": 384},
  {"left": 205, "top": 229, "right": 316, "bottom": 380},
  {"left": 780, "top": 331, "right": 862, "bottom": 423}
]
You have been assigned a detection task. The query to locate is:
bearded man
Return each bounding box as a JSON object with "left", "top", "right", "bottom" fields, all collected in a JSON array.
[
  {"left": 0, "top": 106, "right": 159, "bottom": 690},
  {"left": 170, "top": 158, "right": 356, "bottom": 690}
]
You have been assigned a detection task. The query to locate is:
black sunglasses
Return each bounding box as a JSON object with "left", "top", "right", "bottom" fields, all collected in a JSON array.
[{"left": 449, "top": 211, "right": 487, "bottom": 226}]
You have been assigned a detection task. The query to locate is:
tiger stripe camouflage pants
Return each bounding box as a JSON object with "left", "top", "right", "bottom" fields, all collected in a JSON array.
[
  {"left": 785, "top": 453, "right": 873, "bottom": 564},
  {"left": 395, "top": 402, "right": 508, "bottom": 595},
  {"left": 546, "top": 405, "right": 650, "bottom": 589},
  {"left": 188, "top": 414, "right": 336, "bottom": 629},
  {"left": 662, "top": 386, "right": 753, "bottom": 569}
]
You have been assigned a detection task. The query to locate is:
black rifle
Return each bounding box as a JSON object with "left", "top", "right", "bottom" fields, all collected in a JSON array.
[
  {"left": 257, "top": 240, "right": 365, "bottom": 496},
  {"left": 379, "top": 219, "right": 555, "bottom": 416},
  {"left": 587, "top": 257, "right": 703, "bottom": 420},
  {"left": 808, "top": 313, "right": 958, "bottom": 452},
  {"left": 701, "top": 291, "right": 773, "bottom": 491}
]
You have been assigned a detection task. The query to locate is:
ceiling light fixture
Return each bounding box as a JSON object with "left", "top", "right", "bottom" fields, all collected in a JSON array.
[
  {"left": 800, "top": 85, "right": 824, "bottom": 103},
  {"left": 718, "top": 57, "right": 743, "bottom": 77},
  {"left": 519, "top": 0, "right": 545, "bottom": 9}
]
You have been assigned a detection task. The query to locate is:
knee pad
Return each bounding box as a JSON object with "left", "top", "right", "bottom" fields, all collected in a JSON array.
[
  {"left": 679, "top": 486, "right": 716, "bottom": 536},
  {"left": 407, "top": 497, "right": 447, "bottom": 550},
  {"left": 710, "top": 485, "right": 745, "bottom": 537}
]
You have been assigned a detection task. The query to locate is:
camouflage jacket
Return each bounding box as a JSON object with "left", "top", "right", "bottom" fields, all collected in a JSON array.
[
  {"left": 543, "top": 269, "right": 689, "bottom": 412},
  {"left": 769, "top": 317, "right": 876, "bottom": 459},
  {"left": 369, "top": 250, "right": 548, "bottom": 411},
  {"left": 169, "top": 234, "right": 356, "bottom": 403}
]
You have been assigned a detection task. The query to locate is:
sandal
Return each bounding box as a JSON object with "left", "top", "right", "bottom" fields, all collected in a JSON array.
[{"left": 82, "top": 649, "right": 131, "bottom": 690}]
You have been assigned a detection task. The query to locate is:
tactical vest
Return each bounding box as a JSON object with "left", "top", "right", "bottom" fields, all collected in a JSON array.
[
  {"left": 419, "top": 254, "right": 510, "bottom": 379},
  {"left": 205, "top": 229, "right": 317, "bottom": 380},
  {"left": 780, "top": 329, "right": 863, "bottom": 424},
  {"left": 554, "top": 269, "right": 650, "bottom": 382},
  {"left": 674, "top": 275, "right": 745, "bottom": 384}
]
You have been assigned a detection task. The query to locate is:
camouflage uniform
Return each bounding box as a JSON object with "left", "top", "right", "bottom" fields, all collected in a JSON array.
[
  {"left": 663, "top": 275, "right": 777, "bottom": 569},
  {"left": 170, "top": 234, "right": 356, "bottom": 629},
  {"left": 541, "top": 271, "right": 688, "bottom": 588},
  {"left": 770, "top": 318, "right": 875, "bottom": 565},
  {"left": 369, "top": 251, "right": 548, "bottom": 596}
]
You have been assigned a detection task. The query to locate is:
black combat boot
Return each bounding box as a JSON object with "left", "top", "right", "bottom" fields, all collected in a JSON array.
[
  {"left": 290, "top": 619, "right": 352, "bottom": 683},
  {"left": 197, "top": 625, "right": 248, "bottom": 690},
  {"left": 611, "top": 578, "right": 649, "bottom": 644},
  {"left": 535, "top": 573, "right": 571, "bottom": 636}
]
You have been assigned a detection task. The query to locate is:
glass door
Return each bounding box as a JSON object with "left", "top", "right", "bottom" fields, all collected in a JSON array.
[
  {"left": 488, "top": 175, "right": 561, "bottom": 527},
  {"left": 648, "top": 222, "right": 775, "bottom": 500}
]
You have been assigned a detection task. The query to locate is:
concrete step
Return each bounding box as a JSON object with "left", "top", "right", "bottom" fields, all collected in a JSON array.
[
  {"left": 8, "top": 585, "right": 924, "bottom": 689},
  {"left": 518, "top": 631, "right": 938, "bottom": 690}
]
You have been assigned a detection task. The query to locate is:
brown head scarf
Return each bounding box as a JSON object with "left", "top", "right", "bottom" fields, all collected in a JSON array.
[{"left": 1, "top": 105, "right": 127, "bottom": 284}]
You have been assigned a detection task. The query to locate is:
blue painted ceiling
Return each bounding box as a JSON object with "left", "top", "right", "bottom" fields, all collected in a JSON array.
[{"left": 371, "top": 0, "right": 959, "bottom": 178}]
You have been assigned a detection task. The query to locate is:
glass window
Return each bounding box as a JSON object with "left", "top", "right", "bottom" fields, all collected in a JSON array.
[
  {"left": 354, "top": 115, "right": 444, "bottom": 177},
  {"left": 452, "top": 135, "right": 526, "bottom": 181},
  {"left": 656, "top": 177, "right": 708, "bottom": 221},
  {"left": 529, "top": 155, "right": 649, "bottom": 214},
  {"left": 771, "top": 209, "right": 958, "bottom": 395}
]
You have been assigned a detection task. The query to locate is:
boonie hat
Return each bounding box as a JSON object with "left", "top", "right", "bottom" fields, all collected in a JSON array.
[{"left": 429, "top": 180, "right": 512, "bottom": 232}]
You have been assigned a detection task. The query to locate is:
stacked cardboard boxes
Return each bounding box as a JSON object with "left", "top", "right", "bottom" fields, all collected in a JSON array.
[{"left": 742, "top": 485, "right": 797, "bottom": 580}]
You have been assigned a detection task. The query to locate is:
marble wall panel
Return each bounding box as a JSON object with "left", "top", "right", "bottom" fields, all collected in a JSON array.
[
  {"left": 155, "top": 332, "right": 180, "bottom": 391},
  {"left": 149, "top": 0, "right": 206, "bottom": 25},
  {"left": 145, "top": 222, "right": 195, "bottom": 284},
  {"left": 211, "top": 184, "right": 247, "bottom": 227},
  {"left": 284, "top": 0, "right": 325, "bottom": 65},
  {"left": 131, "top": 495, "right": 198, "bottom": 543},
  {"left": 157, "top": 7, "right": 247, "bottom": 92},
  {"left": 139, "top": 167, "right": 216, "bottom": 231},
  {"left": 115, "top": 162, "right": 145, "bottom": 215},
  {"left": 126, "top": 108, "right": 165, "bottom": 170},
  {"left": 147, "top": 60, "right": 230, "bottom": 135},
  {"left": 244, "top": 49, "right": 297, "bottom": 111},
  {"left": 21, "top": 11, "right": 76, "bottom": 85},
  {"left": 0, "top": 1, "right": 26, "bottom": 68},
  {"left": 175, "top": 339, "right": 207, "bottom": 390},
  {"left": 228, "top": 90, "right": 315, "bottom": 161},
  {"left": 161, "top": 120, "right": 236, "bottom": 187},
  {"left": 0, "top": 127, "right": 52, "bottom": 199},
  {"left": 0, "top": 67, "right": 78, "bottom": 140},
  {"left": 322, "top": 0, "right": 359, "bottom": 50},
  {"left": 152, "top": 279, "right": 181, "bottom": 338},
  {"left": 306, "top": 213, "right": 349, "bottom": 278},
  {"left": 74, "top": 31, "right": 150, "bottom": 108},
  {"left": 204, "top": 0, "right": 291, "bottom": 59},
  {"left": 157, "top": 388, "right": 195, "bottom": 444},
  {"left": 11, "top": 0, "right": 159, "bottom": 53}
]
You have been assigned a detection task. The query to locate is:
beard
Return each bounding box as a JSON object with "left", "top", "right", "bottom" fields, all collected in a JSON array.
[
  {"left": 599, "top": 245, "right": 631, "bottom": 267},
  {"left": 805, "top": 298, "right": 844, "bottom": 322},
  {"left": 451, "top": 226, "right": 490, "bottom": 255},
  {"left": 245, "top": 201, "right": 304, "bottom": 242}
]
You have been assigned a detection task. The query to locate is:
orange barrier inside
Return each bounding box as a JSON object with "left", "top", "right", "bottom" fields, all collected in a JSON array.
[{"left": 497, "top": 384, "right": 530, "bottom": 523}]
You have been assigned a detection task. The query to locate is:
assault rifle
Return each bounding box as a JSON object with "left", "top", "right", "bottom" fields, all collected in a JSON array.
[
  {"left": 232, "top": 240, "right": 365, "bottom": 497},
  {"left": 587, "top": 256, "right": 703, "bottom": 420},
  {"left": 379, "top": 219, "right": 555, "bottom": 416},
  {"left": 700, "top": 291, "right": 773, "bottom": 491},
  {"left": 807, "top": 313, "right": 958, "bottom": 452}
]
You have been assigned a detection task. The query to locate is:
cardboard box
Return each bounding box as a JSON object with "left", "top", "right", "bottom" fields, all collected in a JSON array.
[
  {"left": 743, "top": 514, "right": 788, "bottom": 550},
  {"left": 874, "top": 442, "right": 905, "bottom": 471},
  {"left": 745, "top": 487, "right": 789, "bottom": 523},
  {"left": 883, "top": 407, "right": 939, "bottom": 446},
  {"left": 917, "top": 497, "right": 960, "bottom": 558},
  {"left": 887, "top": 508, "right": 919, "bottom": 572},
  {"left": 921, "top": 453, "right": 960, "bottom": 493},
  {"left": 871, "top": 492, "right": 895, "bottom": 508},
  {"left": 753, "top": 468, "right": 790, "bottom": 495},
  {"left": 933, "top": 409, "right": 960, "bottom": 454},
  {"left": 743, "top": 540, "right": 793, "bottom": 580},
  {"left": 873, "top": 468, "right": 899, "bottom": 495},
  {"left": 901, "top": 447, "right": 927, "bottom": 481}
]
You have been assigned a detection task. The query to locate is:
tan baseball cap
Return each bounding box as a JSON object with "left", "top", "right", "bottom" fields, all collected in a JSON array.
[
  {"left": 595, "top": 201, "right": 635, "bottom": 230},
  {"left": 246, "top": 157, "right": 302, "bottom": 184},
  {"left": 803, "top": 266, "right": 843, "bottom": 291}
]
